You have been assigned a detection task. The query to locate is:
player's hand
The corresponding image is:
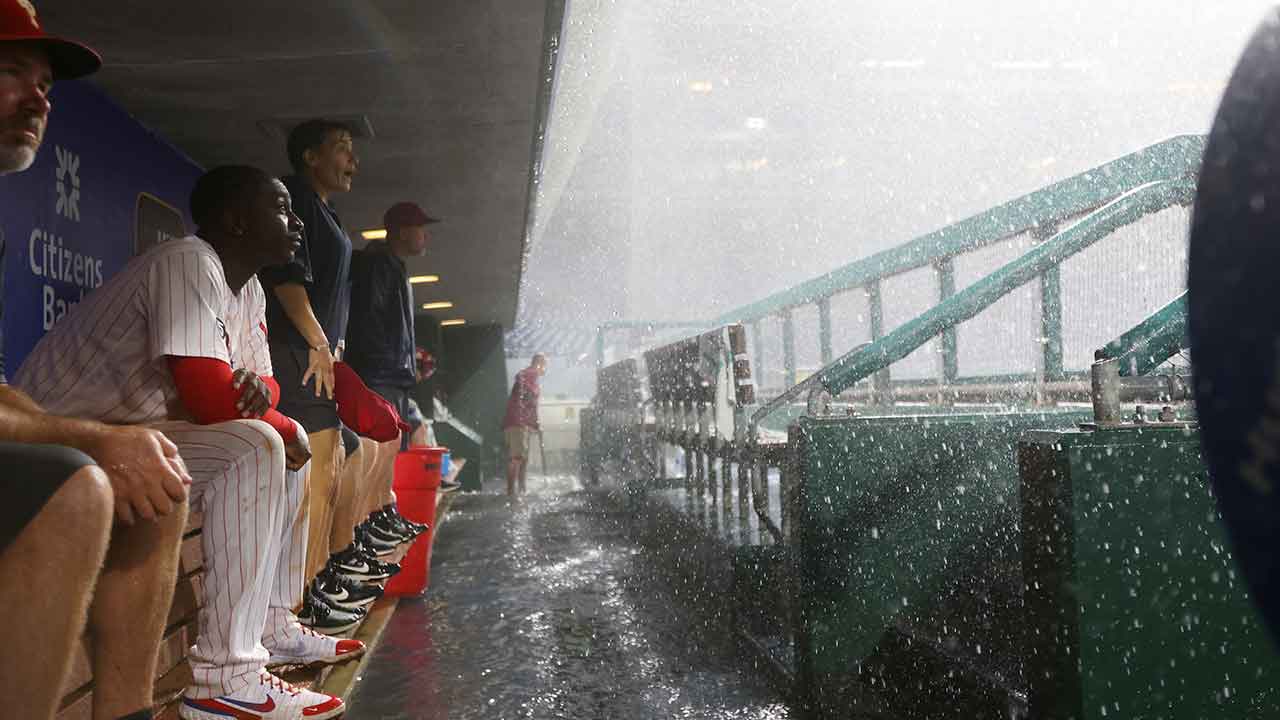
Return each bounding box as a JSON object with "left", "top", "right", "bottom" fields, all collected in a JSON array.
[
  {"left": 302, "top": 345, "right": 336, "bottom": 400},
  {"left": 284, "top": 429, "right": 312, "bottom": 472},
  {"left": 85, "top": 425, "right": 191, "bottom": 526},
  {"left": 232, "top": 369, "right": 272, "bottom": 418}
]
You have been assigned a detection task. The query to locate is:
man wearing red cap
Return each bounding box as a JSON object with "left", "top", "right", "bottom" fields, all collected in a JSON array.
[
  {"left": 345, "top": 202, "right": 454, "bottom": 545},
  {"left": 0, "top": 7, "right": 191, "bottom": 720}
]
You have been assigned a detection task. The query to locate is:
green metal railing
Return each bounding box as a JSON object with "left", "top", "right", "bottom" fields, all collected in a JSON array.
[
  {"left": 712, "top": 135, "right": 1204, "bottom": 327},
  {"left": 815, "top": 180, "right": 1195, "bottom": 396},
  {"left": 1095, "top": 292, "right": 1187, "bottom": 376},
  {"left": 748, "top": 178, "right": 1197, "bottom": 433},
  {"left": 594, "top": 135, "right": 1205, "bottom": 394}
]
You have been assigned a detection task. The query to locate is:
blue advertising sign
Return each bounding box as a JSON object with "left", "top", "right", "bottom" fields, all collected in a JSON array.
[{"left": 0, "top": 79, "right": 200, "bottom": 375}]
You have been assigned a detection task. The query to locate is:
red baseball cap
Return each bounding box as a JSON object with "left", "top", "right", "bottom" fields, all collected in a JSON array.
[
  {"left": 334, "top": 361, "right": 412, "bottom": 442},
  {"left": 383, "top": 201, "right": 440, "bottom": 230},
  {"left": 415, "top": 346, "right": 436, "bottom": 381},
  {"left": 0, "top": 0, "right": 100, "bottom": 80}
]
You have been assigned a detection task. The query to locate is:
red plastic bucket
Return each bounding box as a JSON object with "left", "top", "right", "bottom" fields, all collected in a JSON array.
[{"left": 384, "top": 447, "right": 445, "bottom": 596}]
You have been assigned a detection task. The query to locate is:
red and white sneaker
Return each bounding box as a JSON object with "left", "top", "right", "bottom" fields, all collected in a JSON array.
[
  {"left": 265, "top": 622, "right": 366, "bottom": 668},
  {"left": 178, "top": 670, "right": 345, "bottom": 720}
]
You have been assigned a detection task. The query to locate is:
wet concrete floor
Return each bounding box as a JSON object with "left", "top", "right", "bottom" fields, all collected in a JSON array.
[{"left": 345, "top": 475, "right": 790, "bottom": 720}]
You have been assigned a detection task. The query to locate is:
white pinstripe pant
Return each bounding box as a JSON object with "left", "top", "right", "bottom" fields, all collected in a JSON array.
[{"left": 155, "top": 419, "right": 309, "bottom": 697}]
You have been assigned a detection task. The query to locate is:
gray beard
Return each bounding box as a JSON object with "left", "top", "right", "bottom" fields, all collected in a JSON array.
[{"left": 0, "top": 145, "right": 35, "bottom": 175}]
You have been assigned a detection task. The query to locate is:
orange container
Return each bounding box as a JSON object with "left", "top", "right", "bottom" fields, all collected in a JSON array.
[{"left": 384, "top": 447, "right": 445, "bottom": 596}]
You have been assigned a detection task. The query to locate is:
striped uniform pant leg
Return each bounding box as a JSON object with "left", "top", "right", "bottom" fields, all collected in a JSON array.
[
  {"left": 263, "top": 425, "right": 310, "bottom": 646},
  {"left": 154, "top": 419, "right": 290, "bottom": 698}
]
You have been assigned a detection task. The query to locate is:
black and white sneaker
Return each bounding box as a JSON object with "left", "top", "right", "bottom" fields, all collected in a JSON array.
[
  {"left": 383, "top": 504, "right": 430, "bottom": 536},
  {"left": 298, "top": 591, "right": 365, "bottom": 635},
  {"left": 369, "top": 510, "right": 418, "bottom": 542},
  {"left": 355, "top": 524, "right": 399, "bottom": 557},
  {"left": 354, "top": 544, "right": 401, "bottom": 578},
  {"left": 311, "top": 567, "right": 383, "bottom": 611},
  {"left": 373, "top": 509, "right": 418, "bottom": 540},
  {"left": 374, "top": 510, "right": 420, "bottom": 541},
  {"left": 329, "top": 545, "right": 398, "bottom": 582}
]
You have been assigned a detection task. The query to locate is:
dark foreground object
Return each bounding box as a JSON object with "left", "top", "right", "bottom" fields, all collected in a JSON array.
[{"left": 1190, "top": 7, "right": 1280, "bottom": 643}]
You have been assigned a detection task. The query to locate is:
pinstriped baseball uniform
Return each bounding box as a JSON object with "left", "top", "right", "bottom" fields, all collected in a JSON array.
[{"left": 14, "top": 236, "right": 309, "bottom": 697}]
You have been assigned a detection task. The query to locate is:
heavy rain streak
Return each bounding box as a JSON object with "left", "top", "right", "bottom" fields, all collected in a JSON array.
[
  {"left": 352, "top": 2, "right": 1280, "bottom": 719},
  {"left": 517, "top": 0, "right": 1268, "bottom": 391}
]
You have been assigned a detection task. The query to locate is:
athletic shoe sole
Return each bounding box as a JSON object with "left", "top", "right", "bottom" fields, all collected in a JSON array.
[
  {"left": 357, "top": 533, "right": 403, "bottom": 555},
  {"left": 332, "top": 567, "right": 393, "bottom": 582},
  {"left": 180, "top": 702, "right": 346, "bottom": 720},
  {"left": 266, "top": 645, "right": 366, "bottom": 669},
  {"left": 315, "top": 590, "right": 379, "bottom": 611},
  {"left": 299, "top": 602, "right": 365, "bottom": 634},
  {"left": 365, "top": 543, "right": 399, "bottom": 557},
  {"left": 299, "top": 616, "right": 363, "bottom": 635},
  {"left": 330, "top": 571, "right": 390, "bottom": 589}
]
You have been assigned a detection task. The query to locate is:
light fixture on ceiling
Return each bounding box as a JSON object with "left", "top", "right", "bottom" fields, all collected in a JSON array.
[
  {"left": 421, "top": 301, "right": 454, "bottom": 310},
  {"left": 726, "top": 157, "right": 769, "bottom": 173},
  {"left": 744, "top": 117, "right": 767, "bottom": 131},
  {"left": 862, "top": 59, "right": 925, "bottom": 70},
  {"left": 440, "top": 319, "right": 466, "bottom": 327},
  {"left": 361, "top": 228, "right": 387, "bottom": 240},
  {"left": 688, "top": 80, "right": 714, "bottom": 94},
  {"left": 409, "top": 275, "right": 440, "bottom": 284}
]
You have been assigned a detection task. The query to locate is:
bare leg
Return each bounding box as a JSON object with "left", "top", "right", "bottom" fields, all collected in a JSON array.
[
  {"left": 304, "top": 428, "right": 343, "bottom": 582},
  {"left": 90, "top": 502, "right": 187, "bottom": 719},
  {"left": 353, "top": 435, "right": 381, "bottom": 525},
  {"left": 0, "top": 465, "right": 112, "bottom": 720},
  {"left": 507, "top": 457, "right": 522, "bottom": 496},
  {"left": 519, "top": 456, "right": 528, "bottom": 494},
  {"left": 409, "top": 424, "right": 428, "bottom": 447},
  {"left": 359, "top": 439, "right": 398, "bottom": 518},
  {"left": 329, "top": 440, "right": 364, "bottom": 553},
  {"left": 375, "top": 439, "right": 399, "bottom": 509}
]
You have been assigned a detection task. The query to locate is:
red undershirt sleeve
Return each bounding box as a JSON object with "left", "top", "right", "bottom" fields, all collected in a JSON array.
[
  {"left": 167, "top": 356, "right": 298, "bottom": 443},
  {"left": 262, "top": 375, "right": 281, "bottom": 410}
]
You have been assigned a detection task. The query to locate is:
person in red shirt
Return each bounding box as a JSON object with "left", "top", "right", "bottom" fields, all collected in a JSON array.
[{"left": 503, "top": 354, "right": 546, "bottom": 495}]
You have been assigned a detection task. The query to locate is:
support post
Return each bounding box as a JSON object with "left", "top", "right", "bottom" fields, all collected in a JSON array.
[
  {"left": 1091, "top": 358, "right": 1121, "bottom": 425},
  {"left": 723, "top": 453, "right": 733, "bottom": 514},
  {"left": 818, "top": 297, "right": 833, "bottom": 365},
  {"left": 867, "top": 281, "right": 891, "bottom": 402},
  {"left": 694, "top": 442, "right": 705, "bottom": 508},
  {"left": 758, "top": 461, "right": 773, "bottom": 546},
  {"left": 1036, "top": 223, "right": 1064, "bottom": 383},
  {"left": 706, "top": 423, "right": 716, "bottom": 506},
  {"left": 751, "top": 320, "right": 765, "bottom": 397},
  {"left": 782, "top": 309, "right": 797, "bottom": 389},
  {"left": 936, "top": 258, "right": 958, "bottom": 384},
  {"left": 773, "top": 461, "right": 783, "bottom": 540}
]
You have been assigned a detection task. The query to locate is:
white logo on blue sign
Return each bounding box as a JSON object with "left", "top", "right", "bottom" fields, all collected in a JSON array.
[{"left": 54, "top": 146, "right": 81, "bottom": 222}]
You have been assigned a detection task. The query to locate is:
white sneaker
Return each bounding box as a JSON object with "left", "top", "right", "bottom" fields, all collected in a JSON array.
[
  {"left": 178, "top": 670, "right": 345, "bottom": 720},
  {"left": 266, "top": 621, "right": 366, "bottom": 668}
]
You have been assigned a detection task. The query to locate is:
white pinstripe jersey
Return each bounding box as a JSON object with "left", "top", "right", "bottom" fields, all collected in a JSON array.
[{"left": 14, "top": 236, "right": 272, "bottom": 424}]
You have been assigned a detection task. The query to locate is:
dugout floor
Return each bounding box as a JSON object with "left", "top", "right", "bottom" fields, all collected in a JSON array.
[{"left": 342, "top": 474, "right": 789, "bottom": 719}]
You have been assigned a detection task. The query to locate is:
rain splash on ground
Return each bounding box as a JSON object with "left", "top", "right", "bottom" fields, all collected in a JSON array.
[{"left": 345, "top": 474, "right": 791, "bottom": 720}]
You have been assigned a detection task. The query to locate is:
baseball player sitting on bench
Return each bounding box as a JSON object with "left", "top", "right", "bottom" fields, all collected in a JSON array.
[
  {"left": 15, "top": 165, "right": 361, "bottom": 720},
  {"left": 0, "top": 9, "right": 191, "bottom": 720}
]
